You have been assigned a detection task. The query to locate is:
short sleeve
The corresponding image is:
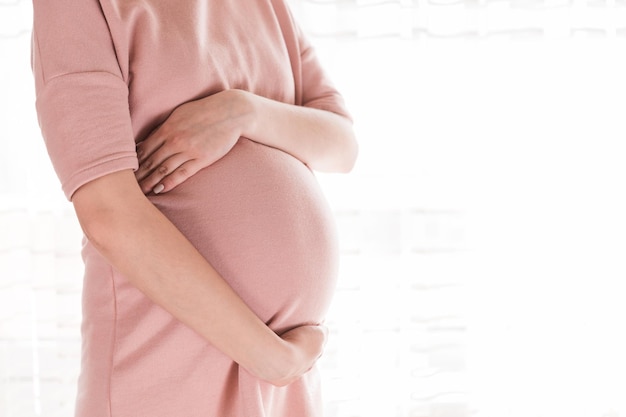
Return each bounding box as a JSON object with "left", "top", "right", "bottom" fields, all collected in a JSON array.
[
  {"left": 273, "top": 0, "right": 352, "bottom": 122},
  {"left": 32, "top": 0, "right": 138, "bottom": 200},
  {"left": 295, "top": 25, "right": 353, "bottom": 122}
]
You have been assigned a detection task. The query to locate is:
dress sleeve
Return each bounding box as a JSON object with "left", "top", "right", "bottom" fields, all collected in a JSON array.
[
  {"left": 273, "top": 0, "right": 352, "bottom": 122},
  {"left": 32, "top": 0, "right": 137, "bottom": 200},
  {"left": 295, "top": 24, "right": 353, "bottom": 122}
]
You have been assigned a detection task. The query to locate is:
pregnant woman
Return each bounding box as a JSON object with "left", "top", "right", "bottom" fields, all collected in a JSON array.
[{"left": 31, "top": 1, "right": 357, "bottom": 416}]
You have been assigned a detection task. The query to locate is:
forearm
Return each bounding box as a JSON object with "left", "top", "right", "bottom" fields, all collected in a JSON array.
[
  {"left": 236, "top": 90, "right": 358, "bottom": 173},
  {"left": 72, "top": 170, "right": 299, "bottom": 384},
  {"left": 133, "top": 89, "right": 357, "bottom": 194}
]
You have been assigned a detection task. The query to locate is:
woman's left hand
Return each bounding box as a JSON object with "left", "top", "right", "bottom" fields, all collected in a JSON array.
[{"left": 135, "top": 90, "right": 250, "bottom": 194}]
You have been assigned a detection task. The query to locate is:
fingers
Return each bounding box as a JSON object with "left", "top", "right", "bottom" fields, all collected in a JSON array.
[
  {"left": 136, "top": 152, "right": 183, "bottom": 193},
  {"left": 136, "top": 130, "right": 165, "bottom": 167},
  {"left": 134, "top": 107, "right": 241, "bottom": 194},
  {"left": 135, "top": 142, "right": 166, "bottom": 182},
  {"left": 137, "top": 154, "right": 202, "bottom": 195},
  {"left": 266, "top": 324, "right": 330, "bottom": 386},
  {"left": 153, "top": 160, "right": 203, "bottom": 194},
  {"left": 135, "top": 138, "right": 211, "bottom": 194},
  {"left": 282, "top": 324, "right": 328, "bottom": 358}
]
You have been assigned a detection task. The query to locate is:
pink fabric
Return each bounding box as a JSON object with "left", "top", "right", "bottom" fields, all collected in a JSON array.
[{"left": 32, "top": 1, "right": 350, "bottom": 416}]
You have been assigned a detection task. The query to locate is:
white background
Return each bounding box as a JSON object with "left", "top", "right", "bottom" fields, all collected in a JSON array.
[{"left": 2, "top": 1, "right": 626, "bottom": 416}]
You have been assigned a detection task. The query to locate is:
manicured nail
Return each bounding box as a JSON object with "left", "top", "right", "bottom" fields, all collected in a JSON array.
[{"left": 153, "top": 184, "right": 164, "bottom": 194}]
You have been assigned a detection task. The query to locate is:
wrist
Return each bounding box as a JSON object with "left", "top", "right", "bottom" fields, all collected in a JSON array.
[
  {"left": 228, "top": 89, "right": 257, "bottom": 139},
  {"left": 250, "top": 336, "right": 297, "bottom": 386}
]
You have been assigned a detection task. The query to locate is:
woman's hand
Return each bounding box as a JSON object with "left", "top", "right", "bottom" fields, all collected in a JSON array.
[
  {"left": 259, "top": 324, "right": 328, "bottom": 387},
  {"left": 135, "top": 90, "right": 251, "bottom": 194},
  {"left": 135, "top": 88, "right": 357, "bottom": 194}
]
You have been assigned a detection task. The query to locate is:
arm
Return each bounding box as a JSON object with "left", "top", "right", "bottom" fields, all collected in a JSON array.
[
  {"left": 72, "top": 169, "right": 326, "bottom": 386},
  {"left": 135, "top": 90, "right": 358, "bottom": 194},
  {"left": 241, "top": 90, "right": 358, "bottom": 173},
  {"left": 32, "top": 0, "right": 325, "bottom": 387}
]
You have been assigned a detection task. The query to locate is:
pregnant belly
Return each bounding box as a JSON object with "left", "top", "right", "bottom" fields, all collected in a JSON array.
[{"left": 149, "top": 138, "right": 339, "bottom": 332}]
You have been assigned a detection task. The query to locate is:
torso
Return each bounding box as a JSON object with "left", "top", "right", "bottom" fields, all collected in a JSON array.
[
  {"left": 101, "top": 0, "right": 338, "bottom": 333},
  {"left": 76, "top": 1, "right": 339, "bottom": 415}
]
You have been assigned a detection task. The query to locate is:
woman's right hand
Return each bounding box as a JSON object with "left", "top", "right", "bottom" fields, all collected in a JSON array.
[{"left": 260, "top": 324, "right": 328, "bottom": 387}]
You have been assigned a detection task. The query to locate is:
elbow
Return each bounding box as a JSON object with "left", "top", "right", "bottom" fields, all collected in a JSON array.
[
  {"left": 327, "top": 131, "right": 358, "bottom": 174},
  {"left": 314, "top": 140, "right": 357, "bottom": 173},
  {"left": 75, "top": 206, "right": 120, "bottom": 255},
  {"left": 339, "top": 134, "right": 359, "bottom": 173},
  {"left": 316, "top": 124, "right": 358, "bottom": 173},
  {"left": 318, "top": 112, "right": 358, "bottom": 173},
  {"left": 334, "top": 115, "right": 358, "bottom": 173},
  {"left": 71, "top": 170, "right": 147, "bottom": 254}
]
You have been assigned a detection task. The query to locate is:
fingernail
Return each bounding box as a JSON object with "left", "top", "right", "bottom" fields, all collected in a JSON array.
[{"left": 153, "top": 184, "right": 164, "bottom": 194}]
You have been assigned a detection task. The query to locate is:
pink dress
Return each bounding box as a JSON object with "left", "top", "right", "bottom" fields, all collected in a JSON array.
[{"left": 32, "top": 1, "right": 351, "bottom": 416}]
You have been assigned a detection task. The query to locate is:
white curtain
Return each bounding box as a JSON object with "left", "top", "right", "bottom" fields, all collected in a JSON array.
[{"left": 2, "top": 1, "right": 626, "bottom": 416}]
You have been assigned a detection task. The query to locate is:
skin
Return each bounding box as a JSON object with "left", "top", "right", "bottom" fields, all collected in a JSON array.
[
  {"left": 135, "top": 89, "right": 357, "bottom": 194},
  {"left": 72, "top": 89, "right": 357, "bottom": 386}
]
